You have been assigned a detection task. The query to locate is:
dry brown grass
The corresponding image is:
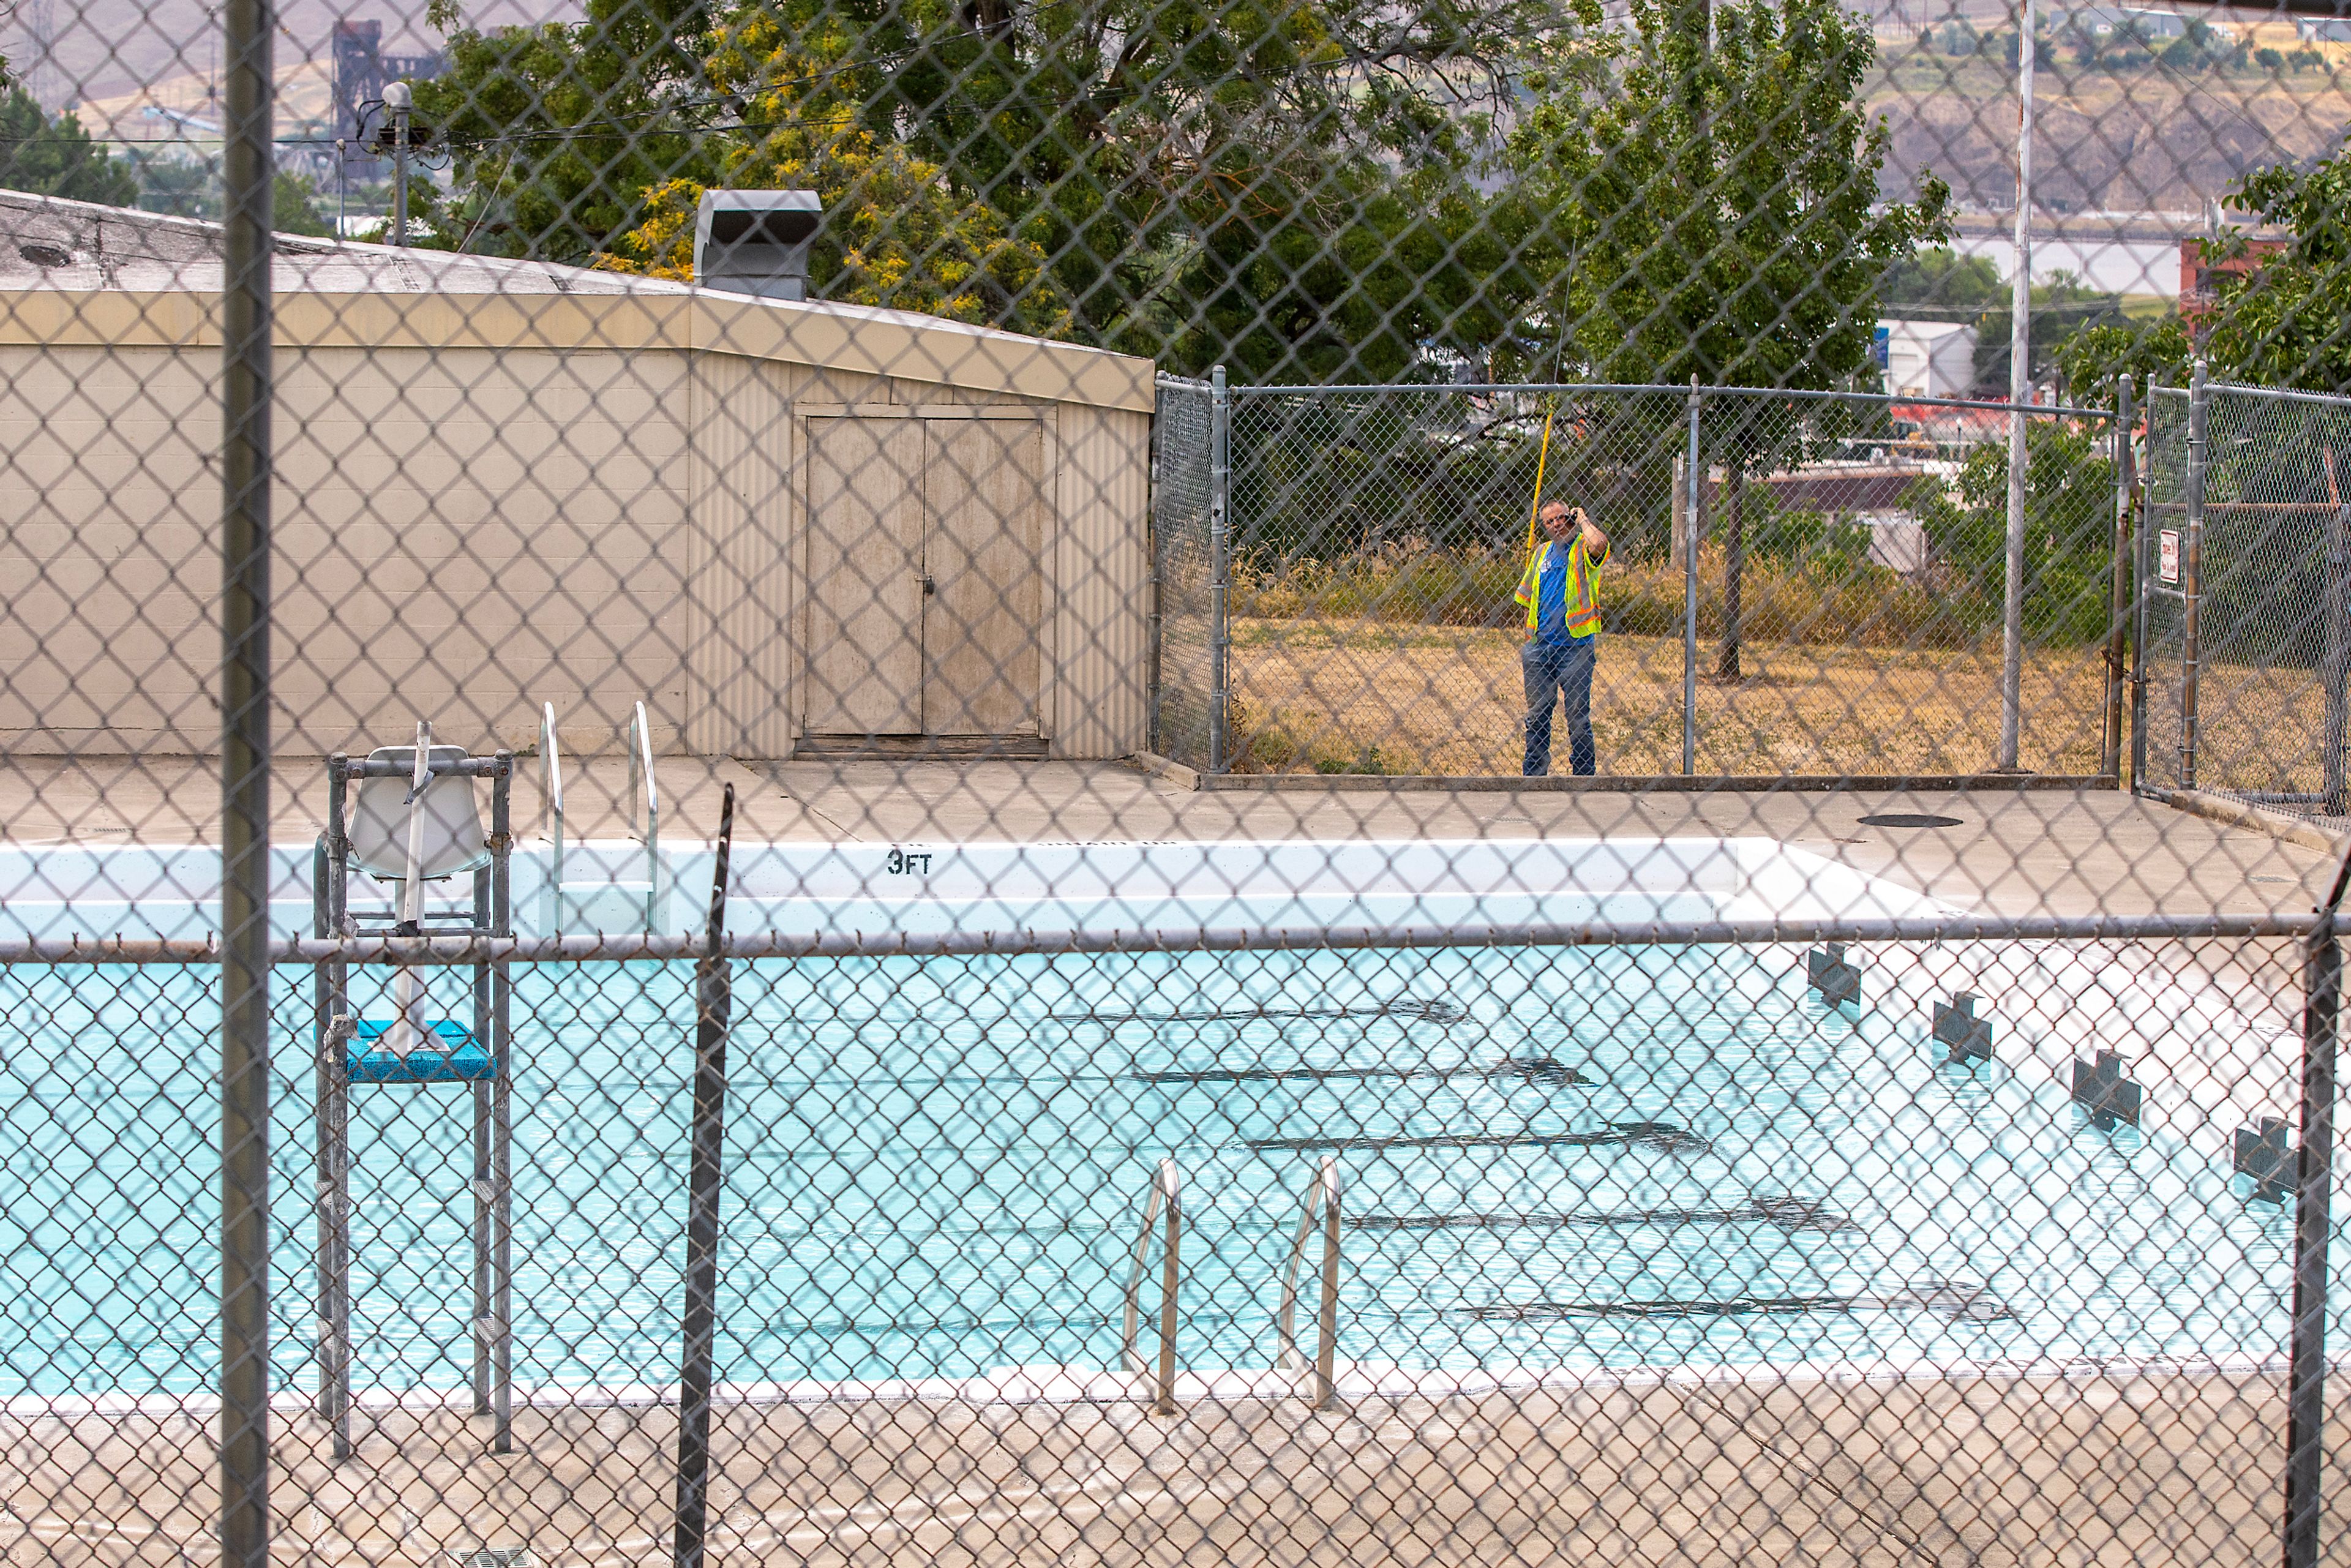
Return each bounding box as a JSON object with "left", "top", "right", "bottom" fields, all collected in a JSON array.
[{"left": 1226, "top": 620, "right": 2123, "bottom": 776}]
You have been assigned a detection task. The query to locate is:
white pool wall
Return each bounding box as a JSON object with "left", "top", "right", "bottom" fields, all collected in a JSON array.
[{"left": 0, "top": 836, "right": 1951, "bottom": 943}]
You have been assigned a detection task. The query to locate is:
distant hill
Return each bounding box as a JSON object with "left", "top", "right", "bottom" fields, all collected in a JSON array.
[{"left": 1871, "top": 47, "right": 2351, "bottom": 217}]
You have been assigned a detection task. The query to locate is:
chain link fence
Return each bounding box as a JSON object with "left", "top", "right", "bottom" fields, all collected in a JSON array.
[
  {"left": 2140, "top": 378, "right": 2351, "bottom": 816},
  {"left": 1153, "top": 382, "right": 2121, "bottom": 781},
  {"left": 1150, "top": 373, "right": 1218, "bottom": 770},
  {"left": 8, "top": 918, "right": 2350, "bottom": 1564},
  {"left": 13, "top": 0, "right": 2351, "bottom": 1561}
]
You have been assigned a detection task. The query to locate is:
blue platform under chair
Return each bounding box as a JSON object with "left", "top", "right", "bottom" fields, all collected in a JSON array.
[
  {"left": 312, "top": 726, "right": 516, "bottom": 1461},
  {"left": 347, "top": 1018, "right": 497, "bottom": 1082}
]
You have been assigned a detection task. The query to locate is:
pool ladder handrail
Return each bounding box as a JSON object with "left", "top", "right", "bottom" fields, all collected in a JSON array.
[
  {"left": 540, "top": 702, "right": 564, "bottom": 936},
  {"left": 1120, "top": 1158, "right": 1181, "bottom": 1415},
  {"left": 1275, "top": 1155, "right": 1343, "bottom": 1410},
  {"left": 540, "top": 700, "right": 663, "bottom": 933},
  {"left": 624, "top": 699, "right": 662, "bottom": 931}
]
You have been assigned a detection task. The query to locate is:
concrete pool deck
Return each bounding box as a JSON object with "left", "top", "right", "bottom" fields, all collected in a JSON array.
[
  {"left": 2, "top": 754, "right": 2336, "bottom": 924},
  {"left": 4, "top": 1362, "right": 2337, "bottom": 1566}
]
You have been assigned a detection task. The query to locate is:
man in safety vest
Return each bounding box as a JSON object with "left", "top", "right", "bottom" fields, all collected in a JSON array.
[{"left": 1514, "top": 499, "right": 1611, "bottom": 776}]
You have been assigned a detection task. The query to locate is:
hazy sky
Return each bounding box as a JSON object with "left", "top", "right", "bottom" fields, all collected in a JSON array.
[{"left": 4, "top": 0, "right": 578, "bottom": 108}]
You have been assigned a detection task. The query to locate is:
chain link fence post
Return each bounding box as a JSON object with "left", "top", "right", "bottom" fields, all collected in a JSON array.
[
  {"left": 218, "top": 0, "right": 275, "bottom": 1554},
  {"left": 2105, "top": 375, "right": 2134, "bottom": 784},
  {"left": 1684, "top": 377, "right": 1701, "bottom": 777},
  {"left": 2184, "top": 360, "right": 2209, "bottom": 792},
  {"left": 2285, "top": 843, "right": 2349, "bottom": 1568},
  {"left": 1147, "top": 401, "right": 1166, "bottom": 758},
  {"left": 2136, "top": 375, "right": 2167, "bottom": 796},
  {"left": 1210, "top": 364, "right": 1231, "bottom": 775},
  {"left": 673, "top": 787, "right": 737, "bottom": 1568},
  {"left": 2326, "top": 458, "right": 2349, "bottom": 816},
  {"left": 1999, "top": 0, "right": 2039, "bottom": 776}
]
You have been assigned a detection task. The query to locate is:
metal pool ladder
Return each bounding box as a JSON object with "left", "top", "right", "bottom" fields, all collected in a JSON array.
[
  {"left": 1122, "top": 1159, "right": 1182, "bottom": 1415},
  {"left": 624, "top": 699, "right": 662, "bottom": 931},
  {"left": 1120, "top": 1157, "right": 1344, "bottom": 1414},
  {"left": 537, "top": 699, "right": 663, "bottom": 932},
  {"left": 1275, "top": 1155, "right": 1343, "bottom": 1410},
  {"left": 539, "top": 702, "right": 564, "bottom": 935}
]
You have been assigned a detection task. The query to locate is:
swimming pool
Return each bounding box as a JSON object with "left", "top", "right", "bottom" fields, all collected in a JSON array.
[{"left": 0, "top": 838, "right": 2323, "bottom": 1409}]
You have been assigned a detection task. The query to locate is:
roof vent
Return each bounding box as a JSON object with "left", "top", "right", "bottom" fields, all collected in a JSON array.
[{"left": 693, "top": 189, "right": 820, "bottom": 302}]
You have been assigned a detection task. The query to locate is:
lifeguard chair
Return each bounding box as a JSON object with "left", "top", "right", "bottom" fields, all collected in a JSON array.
[{"left": 311, "top": 724, "right": 516, "bottom": 1457}]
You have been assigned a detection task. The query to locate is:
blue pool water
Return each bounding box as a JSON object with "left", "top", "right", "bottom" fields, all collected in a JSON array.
[{"left": 0, "top": 937, "right": 2323, "bottom": 1403}]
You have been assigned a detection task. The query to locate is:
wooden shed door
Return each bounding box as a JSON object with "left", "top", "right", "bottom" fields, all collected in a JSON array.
[
  {"left": 803, "top": 415, "right": 924, "bottom": 735},
  {"left": 923, "top": 416, "right": 1044, "bottom": 737},
  {"left": 801, "top": 411, "right": 1046, "bottom": 743}
]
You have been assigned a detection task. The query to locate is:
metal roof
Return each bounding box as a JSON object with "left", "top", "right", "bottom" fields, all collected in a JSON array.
[
  {"left": 0, "top": 189, "right": 662, "bottom": 297},
  {"left": 0, "top": 189, "right": 1155, "bottom": 410}
]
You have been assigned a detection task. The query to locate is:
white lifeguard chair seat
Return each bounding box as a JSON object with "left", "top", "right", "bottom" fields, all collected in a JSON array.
[{"left": 350, "top": 744, "right": 491, "bottom": 882}]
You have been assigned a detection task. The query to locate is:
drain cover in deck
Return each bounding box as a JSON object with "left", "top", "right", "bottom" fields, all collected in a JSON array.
[{"left": 1859, "top": 813, "right": 1964, "bottom": 828}]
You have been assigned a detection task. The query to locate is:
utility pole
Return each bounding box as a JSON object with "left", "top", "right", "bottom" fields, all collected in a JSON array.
[
  {"left": 384, "top": 80, "right": 411, "bottom": 247},
  {"left": 2000, "top": 0, "right": 2038, "bottom": 770}
]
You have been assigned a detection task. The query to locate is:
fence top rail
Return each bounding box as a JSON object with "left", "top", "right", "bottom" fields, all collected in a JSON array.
[
  {"left": 2194, "top": 378, "right": 2351, "bottom": 413},
  {"left": 1156, "top": 372, "right": 1213, "bottom": 391},
  {"left": 2, "top": 913, "right": 2315, "bottom": 965},
  {"left": 1232, "top": 382, "right": 2113, "bottom": 419}
]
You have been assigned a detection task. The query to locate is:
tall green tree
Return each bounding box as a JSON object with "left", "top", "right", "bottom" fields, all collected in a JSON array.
[
  {"left": 0, "top": 86, "right": 138, "bottom": 206},
  {"left": 410, "top": 0, "right": 718, "bottom": 264},
  {"left": 1503, "top": 0, "right": 1949, "bottom": 674},
  {"left": 2197, "top": 153, "right": 2351, "bottom": 392},
  {"left": 414, "top": 0, "right": 1547, "bottom": 372},
  {"left": 1905, "top": 420, "right": 2115, "bottom": 645},
  {"left": 274, "top": 173, "right": 334, "bottom": 237},
  {"left": 2057, "top": 141, "right": 2351, "bottom": 397},
  {"left": 1880, "top": 246, "right": 2004, "bottom": 317},
  {"left": 597, "top": 12, "right": 1070, "bottom": 334}
]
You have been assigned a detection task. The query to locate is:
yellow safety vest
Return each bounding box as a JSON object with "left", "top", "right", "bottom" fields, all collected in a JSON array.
[{"left": 1514, "top": 536, "right": 1606, "bottom": 639}]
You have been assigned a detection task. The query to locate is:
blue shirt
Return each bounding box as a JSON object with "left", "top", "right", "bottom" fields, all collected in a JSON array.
[{"left": 1535, "top": 548, "right": 1575, "bottom": 646}]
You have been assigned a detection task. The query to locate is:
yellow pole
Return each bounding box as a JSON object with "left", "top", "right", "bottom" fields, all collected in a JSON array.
[{"left": 1524, "top": 403, "right": 1557, "bottom": 555}]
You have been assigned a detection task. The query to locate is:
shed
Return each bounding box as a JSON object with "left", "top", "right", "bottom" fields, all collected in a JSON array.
[{"left": 0, "top": 192, "right": 1154, "bottom": 761}]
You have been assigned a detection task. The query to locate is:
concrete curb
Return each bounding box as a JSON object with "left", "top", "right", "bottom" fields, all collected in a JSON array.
[
  {"left": 1186, "top": 772, "right": 2120, "bottom": 795},
  {"left": 2151, "top": 786, "right": 2351, "bottom": 859},
  {"left": 1124, "top": 750, "right": 1202, "bottom": 790}
]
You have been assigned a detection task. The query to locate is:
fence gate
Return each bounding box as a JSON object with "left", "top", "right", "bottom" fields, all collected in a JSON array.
[
  {"left": 2141, "top": 377, "right": 2351, "bottom": 814},
  {"left": 1152, "top": 374, "right": 1219, "bottom": 767},
  {"left": 2142, "top": 385, "right": 2193, "bottom": 795}
]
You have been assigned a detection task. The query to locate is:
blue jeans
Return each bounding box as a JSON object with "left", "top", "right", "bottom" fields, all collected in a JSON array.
[{"left": 1522, "top": 637, "right": 1595, "bottom": 777}]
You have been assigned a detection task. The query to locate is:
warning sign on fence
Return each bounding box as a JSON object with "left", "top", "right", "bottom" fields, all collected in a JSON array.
[{"left": 2160, "top": 529, "right": 2180, "bottom": 585}]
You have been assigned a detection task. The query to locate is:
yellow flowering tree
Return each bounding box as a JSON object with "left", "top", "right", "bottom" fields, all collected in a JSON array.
[{"left": 599, "top": 12, "right": 1070, "bottom": 336}]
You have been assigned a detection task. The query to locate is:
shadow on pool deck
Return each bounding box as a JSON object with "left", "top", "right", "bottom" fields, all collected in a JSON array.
[{"left": 0, "top": 754, "right": 2331, "bottom": 926}]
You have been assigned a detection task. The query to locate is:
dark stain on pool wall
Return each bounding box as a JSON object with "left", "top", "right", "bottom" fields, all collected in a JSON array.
[
  {"left": 1133, "top": 1054, "right": 1595, "bottom": 1087},
  {"left": 1060, "top": 997, "right": 1467, "bottom": 1026},
  {"left": 1469, "top": 1279, "right": 2012, "bottom": 1323},
  {"left": 1351, "top": 1194, "right": 1858, "bottom": 1234},
  {"left": 1250, "top": 1120, "right": 1709, "bottom": 1154}
]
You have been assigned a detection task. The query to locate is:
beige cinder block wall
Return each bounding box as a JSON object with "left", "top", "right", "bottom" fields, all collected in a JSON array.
[
  {"left": 0, "top": 339, "right": 692, "bottom": 759},
  {"left": 0, "top": 272, "right": 1155, "bottom": 762}
]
